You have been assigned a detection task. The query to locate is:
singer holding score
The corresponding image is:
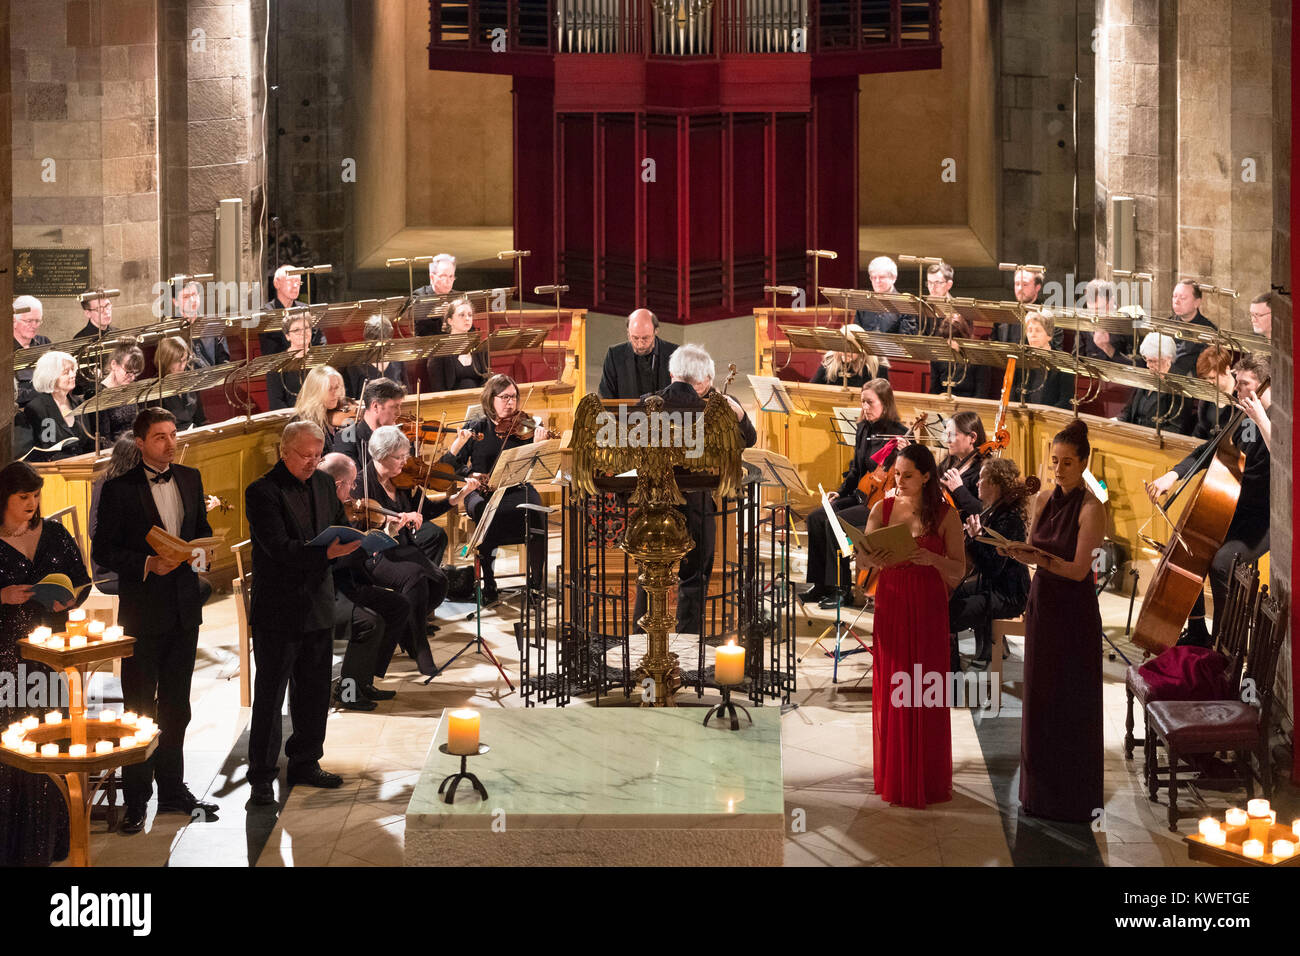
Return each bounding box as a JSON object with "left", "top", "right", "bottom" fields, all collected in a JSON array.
[{"left": 855, "top": 444, "right": 965, "bottom": 809}]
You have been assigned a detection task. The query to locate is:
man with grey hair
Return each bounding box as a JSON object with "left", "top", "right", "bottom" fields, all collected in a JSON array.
[
  {"left": 854, "top": 255, "right": 917, "bottom": 338},
  {"left": 414, "top": 253, "right": 458, "bottom": 336},
  {"left": 13, "top": 295, "right": 51, "bottom": 406},
  {"left": 260, "top": 264, "right": 326, "bottom": 355},
  {"left": 630, "top": 343, "right": 757, "bottom": 638},
  {"left": 598, "top": 308, "right": 677, "bottom": 399},
  {"left": 244, "top": 421, "right": 361, "bottom": 805}
]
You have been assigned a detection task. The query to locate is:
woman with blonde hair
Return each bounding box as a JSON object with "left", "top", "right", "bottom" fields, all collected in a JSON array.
[
  {"left": 811, "top": 326, "right": 878, "bottom": 388},
  {"left": 291, "top": 365, "right": 348, "bottom": 453}
]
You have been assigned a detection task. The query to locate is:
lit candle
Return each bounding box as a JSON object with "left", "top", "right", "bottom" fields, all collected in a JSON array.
[
  {"left": 6, "top": 721, "right": 20, "bottom": 734},
  {"left": 121, "top": 712, "right": 138, "bottom": 726},
  {"left": 66, "top": 608, "right": 87, "bottom": 637},
  {"left": 137, "top": 723, "right": 156, "bottom": 739},
  {"left": 40, "top": 743, "right": 59, "bottom": 757},
  {"left": 99, "top": 710, "right": 117, "bottom": 723},
  {"left": 1271, "top": 840, "right": 1294, "bottom": 860},
  {"left": 45, "top": 710, "right": 62, "bottom": 725},
  {"left": 1198, "top": 817, "right": 1221, "bottom": 837},
  {"left": 19, "top": 741, "right": 37, "bottom": 756},
  {"left": 31, "top": 625, "right": 52, "bottom": 643},
  {"left": 714, "top": 641, "right": 746, "bottom": 686},
  {"left": 104, "top": 625, "right": 124, "bottom": 641},
  {"left": 1293, "top": 819, "right": 1300, "bottom": 839},
  {"left": 120, "top": 735, "right": 137, "bottom": 748},
  {"left": 447, "top": 709, "right": 480, "bottom": 755},
  {"left": 69, "top": 635, "right": 87, "bottom": 649},
  {"left": 1225, "top": 808, "right": 1248, "bottom": 827},
  {"left": 87, "top": 620, "right": 105, "bottom": 639},
  {"left": 95, "top": 740, "right": 113, "bottom": 755},
  {"left": 48, "top": 636, "right": 65, "bottom": 650},
  {"left": 68, "top": 744, "right": 86, "bottom": 758},
  {"left": 1242, "top": 839, "right": 1264, "bottom": 859},
  {"left": 1206, "top": 829, "right": 1227, "bottom": 847},
  {"left": 21, "top": 716, "right": 38, "bottom": 731},
  {"left": 1247, "top": 798, "right": 1270, "bottom": 817},
  {"left": 1, "top": 733, "right": 17, "bottom": 749}
]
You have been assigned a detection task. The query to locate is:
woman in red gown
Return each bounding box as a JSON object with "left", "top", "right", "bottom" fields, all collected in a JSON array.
[
  {"left": 1001, "top": 419, "right": 1106, "bottom": 822},
  {"left": 858, "top": 444, "right": 967, "bottom": 808}
]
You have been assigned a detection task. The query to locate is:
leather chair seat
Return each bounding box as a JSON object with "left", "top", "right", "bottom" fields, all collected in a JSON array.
[{"left": 1147, "top": 699, "right": 1259, "bottom": 752}]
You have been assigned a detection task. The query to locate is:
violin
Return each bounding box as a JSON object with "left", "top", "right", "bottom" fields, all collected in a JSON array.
[
  {"left": 328, "top": 399, "right": 359, "bottom": 429},
  {"left": 344, "top": 497, "right": 403, "bottom": 530},
  {"left": 397, "top": 414, "right": 461, "bottom": 445},
  {"left": 392, "top": 456, "right": 465, "bottom": 493},
  {"left": 493, "top": 409, "right": 555, "bottom": 442}
]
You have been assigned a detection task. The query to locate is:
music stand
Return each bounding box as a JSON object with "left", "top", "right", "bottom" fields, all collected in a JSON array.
[
  {"left": 742, "top": 448, "right": 814, "bottom": 627},
  {"left": 795, "top": 488, "right": 871, "bottom": 682},
  {"left": 444, "top": 485, "right": 516, "bottom": 690}
]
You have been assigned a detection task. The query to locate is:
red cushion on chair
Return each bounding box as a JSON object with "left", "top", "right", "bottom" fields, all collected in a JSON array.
[
  {"left": 1138, "top": 646, "right": 1232, "bottom": 702},
  {"left": 1146, "top": 699, "right": 1260, "bottom": 753}
]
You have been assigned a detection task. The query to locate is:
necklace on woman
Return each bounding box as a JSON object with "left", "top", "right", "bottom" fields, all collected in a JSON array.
[{"left": 1, "top": 523, "right": 34, "bottom": 538}]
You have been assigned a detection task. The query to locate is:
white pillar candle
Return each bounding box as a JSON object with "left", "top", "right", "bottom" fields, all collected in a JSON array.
[
  {"left": 1242, "top": 839, "right": 1265, "bottom": 859},
  {"left": 121, "top": 712, "right": 138, "bottom": 726},
  {"left": 31, "top": 625, "right": 52, "bottom": 643},
  {"left": 68, "top": 744, "right": 86, "bottom": 758},
  {"left": 119, "top": 735, "right": 137, "bottom": 748},
  {"left": 99, "top": 710, "right": 117, "bottom": 723},
  {"left": 1293, "top": 819, "right": 1300, "bottom": 839},
  {"left": 19, "top": 740, "right": 37, "bottom": 756},
  {"left": 1271, "top": 840, "right": 1294, "bottom": 860},
  {"left": 1225, "top": 808, "right": 1248, "bottom": 827},
  {"left": 40, "top": 743, "right": 59, "bottom": 757},
  {"left": 95, "top": 740, "right": 113, "bottom": 755},
  {"left": 1, "top": 733, "right": 17, "bottom": 749},
  {"left": 48, "top": 636, "right": 65, "bottom": 650},
  {"left": 6, "top": 721, "right": 21, "bottom": 734},
  {"left": 104, "top": 625, "right": 124, "bottom": 641},
  {"left": 1206, "top": 829, "right": 1227, "bottom": 847},
  {"left": 21, "top": 716, "right": 38, "bottom": 731},
  {"left": 447, "top": 709, "right": 480, "bottom": 755},
  {"left": 715, "top": 641, "right": 746, "bottom": 686},
  {"left": 1198, "top": 817, "right": 1221, "bottom": 837},
  {"left": 45, "top": 711, "right": 62, "bottom": 725},
  {"left": 1247, "top": 798, "right": 1270, "bottom": 817},
  {"left": 87, "top": 620, "right": 105, "bottom": 639},
  {"left": 69, "top": 635, "right": 87, "bottom": 649}
]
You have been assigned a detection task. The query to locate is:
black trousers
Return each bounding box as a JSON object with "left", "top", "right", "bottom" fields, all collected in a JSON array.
[
  {"left": 120, "top": 624, "right": 200, "bottom": 806},
  {"left": 412, "top": 520, "right": 448, "bottom": 567},
  {"left": 466, "top": 484, "right": 547, "bottom": 588},
  {"left": 949, "top": 579, "right": 1023, "bottom": 664},
  {"left": 247, "top": 628, "right": 332, "bottom": 786},
  {"left": 367, "top": 546, "right": 447, "bottom": 676},
  {"left": 333, "top": 585, "right": 408, "bottom": 688},
  {"left": 1186, "top": 509, "right": 1270, "bottom": 645},
  {"left": 631, "top": 492, "right": 717, "bottom": 637},
  {"left": 805, "top": 497, "right": 868, "bottom": 589}
]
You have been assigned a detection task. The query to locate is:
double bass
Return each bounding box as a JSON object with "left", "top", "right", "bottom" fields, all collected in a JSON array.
[{"left": 1130, "top": 391, "right": 1260, "bottom": 653}]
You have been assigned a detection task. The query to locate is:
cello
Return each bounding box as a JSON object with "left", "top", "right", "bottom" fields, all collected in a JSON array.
[{"left": 1130, "top": 389, "right": 1261, "bottom": 653}]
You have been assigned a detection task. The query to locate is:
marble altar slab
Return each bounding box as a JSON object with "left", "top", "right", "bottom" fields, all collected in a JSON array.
[{"left": 405, "top": 707, "right": 783, "bottom": 866}]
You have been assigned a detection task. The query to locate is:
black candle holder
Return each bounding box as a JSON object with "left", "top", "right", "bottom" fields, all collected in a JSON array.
[
  {"left": 703, "top": 685, "right": 752, "bottom": 731},
  {"left": 437, "top": 743, "right": 490, "bottom": 803}
]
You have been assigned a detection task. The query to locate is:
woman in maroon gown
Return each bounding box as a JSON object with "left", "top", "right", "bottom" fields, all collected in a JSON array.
[
  {"left": 1001, "top": 419, "right": 1106, "bottom": 822},
  {"left": 857, "top": 444, "right": 966, "bottom": 808}
]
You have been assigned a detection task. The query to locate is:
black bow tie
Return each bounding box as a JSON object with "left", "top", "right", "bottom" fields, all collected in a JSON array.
[{"left": 145, "top": 466, "right": 173, "bottom": 485}]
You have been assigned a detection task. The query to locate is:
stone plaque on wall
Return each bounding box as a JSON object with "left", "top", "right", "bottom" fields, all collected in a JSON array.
[{"left": 13, "top": 248, "right": 92, "bottom": 297}]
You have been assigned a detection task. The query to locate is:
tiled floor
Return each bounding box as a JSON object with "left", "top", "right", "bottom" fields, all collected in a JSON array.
[{"left": 64, "top": 544, "right": 1297, "bottom": 867}]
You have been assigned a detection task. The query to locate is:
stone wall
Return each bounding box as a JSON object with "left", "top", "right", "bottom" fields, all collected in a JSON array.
[
  {"left": 1, "top": 0, "right": 12, "bottom": 463},
  {"left": 998, "top": 0, "right": 1096, "bottom": 284}
]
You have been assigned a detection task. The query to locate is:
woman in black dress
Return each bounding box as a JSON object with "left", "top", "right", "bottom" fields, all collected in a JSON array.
[
  {"left": 426, "top": 298, "right": 490, "bottom": 393},
  {"left": 799, "top": 378, "right": 908, "bottom": 609},
  {"left": 810, "top": 327, "right": 875, "bottom": 389},
  {"left": 82, "top": 341, "right": 145, "bottom": 447},
  {"left": 1015, "top": 313, "right": 1075, "bottom": 410},
  {"left": 154, "top": 335, "right": 206, "bottom": 431},
  {"left": 265, "top": 313, "right": 312, "bottom": 411},
  {"left": 441, "top": 375, "right": 554, "bottom": 604},
  {"left": 22, "top": 351, "right": 94, "bottom": 462},
  {"left": 1192, "top": 345, "right": 1235, "bottom": 440},
  {"left": 929, "top": 316, "right": 986, "bottom": 399},
  {"left": 344, "top": 316, "right": 408, "bottom": 399},
  {"left": 0, "top": 462, "right": 91, "bottom": 866},
  {"left": 935, "top": 410, "right": 987, "bottom": 519},
  {"left": 1001, "top": 419, "right": 1106, "bottom": 823}
]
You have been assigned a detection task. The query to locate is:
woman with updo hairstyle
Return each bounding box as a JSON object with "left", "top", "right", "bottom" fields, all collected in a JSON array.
[
  {"left": 426, "top": 297, "right": 490, "bottom": 394},
  {"left": 855, "top": 442, "right": 966, "bottom": 808},
  {"left": 1000, "top": 418, "right": 1105, "bottom": 823},
  {"left": 947, "top": 456, "right": 1034, "bottom": 669},
  {"left": 935, "top": 409, "right": 988, "bottom": 518}
]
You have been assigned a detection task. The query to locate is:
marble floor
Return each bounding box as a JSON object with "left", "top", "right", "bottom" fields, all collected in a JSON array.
[{"left": 59, "top": 535, "right": 1297, "bottom": 867}]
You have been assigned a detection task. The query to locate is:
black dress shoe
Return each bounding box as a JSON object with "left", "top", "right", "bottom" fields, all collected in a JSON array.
[
  {"left": 362, "top": 683, "right": 396, "bottom": 701},
  {"left": 799, "top": 584, "right": 829, "bottom": 603},
  {"left": 332, "top": 682, "right": 378, "bottom": 711},
  {"left": 119, "top": 804, "right": 147, "bottom": 835},
  {"left": 157, "top": 786, "right": 219, "bottom": 817},
  {"left": 248, "top": 782, "right": 277, "bottom": 806},
  {"left": 480, "top": 585, "right": 499, "bottom": 605},
  {"left": 287, "top": 766, "right": 343, "bottom": 789}
]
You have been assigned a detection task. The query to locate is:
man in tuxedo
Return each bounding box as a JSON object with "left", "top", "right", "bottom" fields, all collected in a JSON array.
[
  {"left": 245, "top": 421, "right": 361, "bottom": 805},
  {"left": 412, "top": 253, "right": 457, "bottom": 336},
  {"left": 332, "top": 377, "right": 407, "bottom": 471},
  {"left": 854, "top": 256, "right": 918, "bottom": 337},
  {"left": 318, "top": 454, "right": 407, "bottom": 710},
  {"left": 259, "top": 265, "right": 326, "bottom": 355},
  {"left": 631, "top": 344, "right": 757, "bottom": 638},
  {"left": 14, "top": 296, "right": 52, "bottom": 406},
  {"left": 91, "top": 407, "right": 220, "bottom": 834},
  {"left": 598, "top": 309, "right": 676, "bottom": 400},
  {"left": 1168, "top": 279, "right": 1217, "bottom": 376}
]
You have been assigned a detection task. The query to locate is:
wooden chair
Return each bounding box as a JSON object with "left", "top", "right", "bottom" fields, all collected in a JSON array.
[
  {"left": 1124, "top": 554, "right": 1257, "bottom": 768},
  {"left": 231, "top": 539, "right": 253, "bottom": 707},
  {"left": 987, "top": 615, "right": 1020, "bottom": 704},
  {"left": 1145, "top": 587, "right": 1288, "bottom": 831}
]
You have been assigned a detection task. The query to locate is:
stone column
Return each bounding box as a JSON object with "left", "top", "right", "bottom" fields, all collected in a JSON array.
[{"left": 1, "top": 0, "right": 12, "bottom": 463}]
